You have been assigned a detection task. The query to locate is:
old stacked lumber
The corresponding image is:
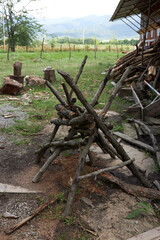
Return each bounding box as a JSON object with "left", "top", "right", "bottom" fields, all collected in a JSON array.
[
  {"left": 110, "top": 38, "right": 160, "bottom": 95},
  {"left": 31, "top": 56, "right": 160, "bottom": 217}
]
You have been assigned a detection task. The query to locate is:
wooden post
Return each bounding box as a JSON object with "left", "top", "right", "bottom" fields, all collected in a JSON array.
[
  {"left": 116, "top": 40, "right": 119, "bottom": 59},
  {"left": 13, "top": 62, "right": 22, "bottom": 76},
  {"left": 2, "top": 14, "right": 5, "bottom": 50},
  {"left": 40, "top": 38, "right": 44, "bottom": 59},
  {"left": 142, "top": 0, "right": 151, "bottom": 65},
  {"left": 67, "top": 37, "right": 71, "bottom": 60},
  {"left": 94, "top": 39, "right": 97, "bottom": 60}
]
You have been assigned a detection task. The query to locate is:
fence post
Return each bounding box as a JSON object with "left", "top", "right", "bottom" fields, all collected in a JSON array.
[{"left": 94, "top": 39, "right": 97, "bottom": 60}]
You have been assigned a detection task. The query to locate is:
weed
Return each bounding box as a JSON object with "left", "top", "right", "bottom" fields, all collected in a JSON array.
[
  {"left": 64, "top": 150, "right": 72, "bottom": 157},
  {"left": 64, "top": 216, "right": 76, "bottom": 226},
  {"left": 76, "top": 187, "right": 81, "bottom": 195},
  {"left": 14, "top": 138, "right": 30, "bottom": 146},
  {"left": 126, "top": 201, "right": 155, "bottom": 219},
  {"left": 113, "top": 124, "right": 124, "bottom": 132},
  {"left": 55, "top": 192, "right": 66, "bottom": 204},
  {"left": 36, "top": 195, "right": 45, "bottom": 204},
  {"left": 54, "top": 205, "right": 64, "bottom": 219},
  {"left": 96, "top": 180, "right": 103, "bottom": 187}
]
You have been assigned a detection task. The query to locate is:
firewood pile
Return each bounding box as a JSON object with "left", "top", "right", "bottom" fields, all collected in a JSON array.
[
  {"left": 110, "top": 38, "right": 160, "bottom": 99},
  {"left": 33, "top": 56, "right": 160, "bottom": 217}
]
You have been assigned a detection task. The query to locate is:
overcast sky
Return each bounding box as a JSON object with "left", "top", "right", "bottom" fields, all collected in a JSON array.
[{"left": 31, "top": 0, "right": 120, "bottom": 19}]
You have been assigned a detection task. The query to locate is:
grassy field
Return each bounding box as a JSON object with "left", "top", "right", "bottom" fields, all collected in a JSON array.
[{"left": 0, "top": 50, "right": 131, "bottom": 136}]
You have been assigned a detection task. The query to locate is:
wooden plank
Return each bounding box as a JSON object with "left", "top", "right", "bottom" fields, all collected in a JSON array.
[
  {"left": 131, "top": 86, "right": 143, "bottom": 109},
  {"left": 127, "top": 226, "right": 160, "bottom": 240},
  {"left": 113, "top": 131, "right": 155, "bottom": 153},
  {"left": 144, "top": 116, "right": 160, "bottom": 125},
  {"left": 118, "top": 87, "right": 132, "bottom": 97},
  {"left": 144, "top": 98, "right": 160, "bottom": 117}
]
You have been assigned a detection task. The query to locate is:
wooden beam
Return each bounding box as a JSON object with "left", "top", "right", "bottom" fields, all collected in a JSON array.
[{"left": 113, "top": 131, "right": 155, "bottom": 153}]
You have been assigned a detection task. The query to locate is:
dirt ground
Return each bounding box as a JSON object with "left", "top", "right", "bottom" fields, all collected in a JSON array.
[{"left": 0, "top": 120, "right": 160, "bottom": 240}]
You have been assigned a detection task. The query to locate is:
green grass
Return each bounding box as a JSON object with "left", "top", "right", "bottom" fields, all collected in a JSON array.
[{"left": 0, "top": 50, "right": 129, "bottom": 136}]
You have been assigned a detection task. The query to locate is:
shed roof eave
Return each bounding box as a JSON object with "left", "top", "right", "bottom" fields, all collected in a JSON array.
[{"left": 110, "top": 0, "right": 124, "bottom": 21}]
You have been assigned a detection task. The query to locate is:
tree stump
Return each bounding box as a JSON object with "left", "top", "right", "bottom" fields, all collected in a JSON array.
[
  {"left": 44, "top": 67, "right": 56, "bottom": 82},
  {"left": 10, "top": 62, "right": 24, "bottom": 84}
]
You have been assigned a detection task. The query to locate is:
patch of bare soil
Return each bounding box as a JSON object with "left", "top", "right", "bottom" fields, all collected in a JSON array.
[{"left": 0, "top": 124, "right": 159, "bottom": 240}]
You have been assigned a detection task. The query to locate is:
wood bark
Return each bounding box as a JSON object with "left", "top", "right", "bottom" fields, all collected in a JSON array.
[
  {"left": 49, "top": 125, "right": 59, "bottom": 143},
  {"left": 44, "top": 68, "right": 56, "bottom": 82},
  {"left": 61, "top": 82, "right": 72, "bottom": 108},
  {"left": 32, "top": 148, "right": 62, "bottom": 183},
  {"left": 45, "top": 81, "right": 67, "bottom": 106},
  {"left": 69, "top": 113, "right": 94, "bottom": 126},
  {"left": 101, "top": 172, "right": 160, "bottom": 199},
  {"left": 50, "top": 118, "right": 69, "bottom": 126},
  {"left": 63, "top": 132, "right": 95, "bottom": 216}
]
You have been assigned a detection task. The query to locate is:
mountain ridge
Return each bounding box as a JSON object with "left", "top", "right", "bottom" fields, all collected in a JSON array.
[{"left": 40, "top": 15, "right": 139, "bottom": 40}]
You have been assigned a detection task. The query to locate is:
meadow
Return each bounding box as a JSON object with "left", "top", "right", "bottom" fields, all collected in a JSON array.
[{"left": 0, "top": 49, "right": 131, "bottom": 136}]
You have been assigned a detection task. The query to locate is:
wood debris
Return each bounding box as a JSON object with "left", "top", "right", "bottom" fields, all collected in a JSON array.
[
  {"left": 32, "top": 56, "right": 157, "bottom": 217},
  {"left": 110, "top": 38, "right": 160, "bottom": 103}
]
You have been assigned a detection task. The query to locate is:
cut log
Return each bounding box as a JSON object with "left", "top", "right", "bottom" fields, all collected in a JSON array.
[
  {"left": 44, "top": 67, "right": 56, "bottom": 82},
  {"left": 69, "top": 113, "right": 94, "bottom": 126},
  {"left": 101, "top": 172, "right": 160, "bottom": 199}
]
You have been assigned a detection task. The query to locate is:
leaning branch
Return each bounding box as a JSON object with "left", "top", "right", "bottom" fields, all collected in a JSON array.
[{"left": 78, "top": 159, "right": 135, "bottom": 180}]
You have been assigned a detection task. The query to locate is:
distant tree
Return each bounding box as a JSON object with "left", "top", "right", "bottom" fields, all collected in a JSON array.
[{"left": 0, "top": 0, "right": 43, "bottom": 52}]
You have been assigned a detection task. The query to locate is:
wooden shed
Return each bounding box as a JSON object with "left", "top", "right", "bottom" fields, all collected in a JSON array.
[{"left": 110, "top": 0, "right": 160, "bottom": 46}]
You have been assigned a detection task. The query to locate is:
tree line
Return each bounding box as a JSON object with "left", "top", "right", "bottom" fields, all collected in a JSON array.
[{"left": 50, "top": 37, "right": 139, "bottom": 46}]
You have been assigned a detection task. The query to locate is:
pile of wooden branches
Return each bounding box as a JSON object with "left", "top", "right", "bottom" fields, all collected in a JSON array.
[
  {"left": 110, "top": 38, "right": 160, "bottom": 97},
  {"left": 33, "top": 56, "right": 160, "bottom": 217}
]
